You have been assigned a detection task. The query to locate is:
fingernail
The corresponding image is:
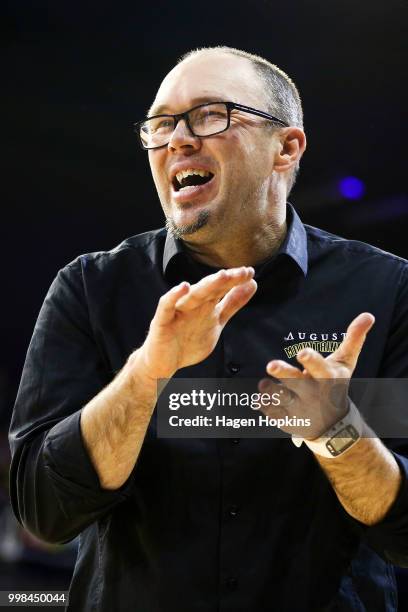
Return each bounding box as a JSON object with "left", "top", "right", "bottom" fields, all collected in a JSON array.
[
  {"left": 298, "top": 349, "right": 310, "bottom": 360},
  {"left": 173, "top": 282, "right": 188, "bottom": 291}
]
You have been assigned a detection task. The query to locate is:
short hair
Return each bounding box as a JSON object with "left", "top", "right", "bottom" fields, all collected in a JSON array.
[{"left": 178, "top": 46, "right": 304, "bottom": 194}]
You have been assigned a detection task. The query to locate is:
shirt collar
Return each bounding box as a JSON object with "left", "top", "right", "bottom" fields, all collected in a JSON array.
[
  {"left": 162, "top": 202, "right": 308, "bottom": 279},
  {"left": 273, "top": 202, "right": 308, "bottom": 276},
  {"left": 163, "top": 229, "right": 186, "bottom": 275}
]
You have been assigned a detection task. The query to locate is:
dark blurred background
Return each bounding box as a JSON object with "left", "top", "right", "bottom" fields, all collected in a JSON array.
[{"left": 1, "top": 0, "right": 407, "bottom": 605}]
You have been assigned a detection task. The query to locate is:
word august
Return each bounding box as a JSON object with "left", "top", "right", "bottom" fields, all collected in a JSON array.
[{"left": 168, "top": 390, "right": 282, "bottom": 411}]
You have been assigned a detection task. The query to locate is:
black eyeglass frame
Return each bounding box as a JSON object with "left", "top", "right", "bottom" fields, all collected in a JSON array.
[{"left": 134, "top": 101, "right": 289, "bottom": 150}]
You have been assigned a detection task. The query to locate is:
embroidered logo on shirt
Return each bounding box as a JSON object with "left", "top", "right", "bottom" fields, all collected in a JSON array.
[{"left": 283, "top": 331, "right": 347, "bottom": 359}]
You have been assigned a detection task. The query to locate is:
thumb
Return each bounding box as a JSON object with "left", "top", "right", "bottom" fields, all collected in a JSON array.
[{"left": 332, "top": 312, "right": 375, "bottom": 370}]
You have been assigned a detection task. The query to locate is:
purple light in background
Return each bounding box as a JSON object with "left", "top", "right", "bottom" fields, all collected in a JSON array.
[{"left": 338, "top": 176, "right": 366, "bottom": 200}]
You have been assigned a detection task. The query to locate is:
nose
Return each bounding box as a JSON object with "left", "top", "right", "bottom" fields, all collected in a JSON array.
[{"left": 167, "top": 118, "right": 201, "bottom": 153}]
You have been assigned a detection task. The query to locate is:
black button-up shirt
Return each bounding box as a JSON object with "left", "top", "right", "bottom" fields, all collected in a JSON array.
[{"left": 9, "top": 204, "right": 408, "bottom": 611}]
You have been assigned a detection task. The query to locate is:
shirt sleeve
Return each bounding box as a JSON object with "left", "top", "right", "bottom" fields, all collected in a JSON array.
[
  {"left": 8, "top": 258, "right": 135, "bottom": 545},
  {"left": 338, "top": 444, "right": 408, "bottom": 568},
  {"left": 365, "top": 448, "right": 408, "bottom": 567}
]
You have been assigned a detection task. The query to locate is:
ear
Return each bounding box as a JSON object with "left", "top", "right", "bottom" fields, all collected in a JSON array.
[{"left": 273, "top": 127, "right": 307, "bottom": 174}]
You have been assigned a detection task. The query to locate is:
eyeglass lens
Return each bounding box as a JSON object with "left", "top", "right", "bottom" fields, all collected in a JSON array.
[{"left": 140, "top": 103, "right": 229, "bottom": 148}]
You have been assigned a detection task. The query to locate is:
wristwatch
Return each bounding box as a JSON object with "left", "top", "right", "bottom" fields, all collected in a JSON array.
[{"left": 292, "top": 400, "right": 363, "bottom": 458}]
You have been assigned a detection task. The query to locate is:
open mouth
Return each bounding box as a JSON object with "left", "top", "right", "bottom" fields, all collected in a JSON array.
[{"left": 172, "top": 168, "right": 214, "bottom": 192}]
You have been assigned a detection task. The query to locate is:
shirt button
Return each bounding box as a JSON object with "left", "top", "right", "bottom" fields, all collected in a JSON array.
[
  {"left": 229, "top": 505, "right": 239, "bottom": 518},
  {"left": 231, "top": 438, "right": 240, "bottom": 444},
  {"left": 228, "top": 362, "right": 240, "bottom": 374},
  {"left": 226, "top": 577, "right": 238, "bottom": 590}
]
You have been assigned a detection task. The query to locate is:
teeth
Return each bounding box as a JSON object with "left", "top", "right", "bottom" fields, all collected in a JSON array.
[{"left": 175, "top": 168, "right": 211, "bottom": 184}]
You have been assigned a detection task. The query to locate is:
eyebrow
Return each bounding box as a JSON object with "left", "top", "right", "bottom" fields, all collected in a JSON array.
[{"left": 147, "top": 96, "right": 228, "bottom": 117}]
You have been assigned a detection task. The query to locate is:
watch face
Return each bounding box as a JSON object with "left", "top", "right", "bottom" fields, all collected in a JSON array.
[{"left": 326, "top": 425, "right": 359, "bottom": 456}]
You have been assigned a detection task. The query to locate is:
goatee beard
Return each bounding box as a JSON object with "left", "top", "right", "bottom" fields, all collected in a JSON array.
[{"left": 165, "top": 210, "right": 210, "bottom": 238}]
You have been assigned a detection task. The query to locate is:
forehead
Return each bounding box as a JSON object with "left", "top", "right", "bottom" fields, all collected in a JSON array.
[{"left": 150, "top": 53, "right": 265, "bottom": 114}]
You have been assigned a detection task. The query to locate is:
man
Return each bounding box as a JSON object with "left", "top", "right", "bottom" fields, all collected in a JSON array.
[{"left": 9, "top": 47, "right": 408, "bottom": 611}]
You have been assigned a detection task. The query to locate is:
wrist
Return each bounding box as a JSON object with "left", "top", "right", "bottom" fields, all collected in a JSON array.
[
  {"left": 304, "top": 402, "right": 349, "bottom": 442},
  {"left": 126, "top": 346, "right": 176, "bottom": 387},
  {"left": 292, "top": 400, "right": 363, "bottom": 458}
]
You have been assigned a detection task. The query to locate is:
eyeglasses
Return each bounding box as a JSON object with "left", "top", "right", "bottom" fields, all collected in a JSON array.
[{"left": 134, "top": 101, "right": 289, "bottom": 150}]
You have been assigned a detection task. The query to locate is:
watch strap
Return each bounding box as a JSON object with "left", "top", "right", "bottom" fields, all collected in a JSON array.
[{"left": 292, "top": 400, "right": 363, "bottom": 458}]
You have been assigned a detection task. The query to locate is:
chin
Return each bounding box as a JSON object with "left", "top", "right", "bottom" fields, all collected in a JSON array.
[{"left": 165, "top": 209, "right": 210, "bottom": 238}]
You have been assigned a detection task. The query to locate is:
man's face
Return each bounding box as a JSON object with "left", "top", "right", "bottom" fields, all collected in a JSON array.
[{"left": 147, "top": 52, "right": 280, "bottom": 243}]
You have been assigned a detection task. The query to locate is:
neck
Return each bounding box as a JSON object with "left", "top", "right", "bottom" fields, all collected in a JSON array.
[{"left": 183, "top": 216, "right": 288, "bottom": 269}]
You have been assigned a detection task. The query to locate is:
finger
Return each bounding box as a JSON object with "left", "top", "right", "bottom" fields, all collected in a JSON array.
[
  {"left": 176, "top": 266, "right": 254, "bottom": 310},
  {"left": 175, "top": 267, "right": 254, "bottom": 311},
  {"left": 216, "top": 279, "right": 257, "bottom": 325},
  {"left": 296, "top": 348, "right": 333, "bottom": 378},
  {"left": 154, "top": 282, "right": 190, "bottom": 325},
  {"left": 265, "top": 360, "right": 304, "bottom": 395},
  {"left": 258, "top": 378, "right": 296, "bottom": 410},
  {"left": 266, "top": 359, "right": 303, "bottom": 380},
  {"left": 332, "top": 312, "right": 375, "bottom": 370}
]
